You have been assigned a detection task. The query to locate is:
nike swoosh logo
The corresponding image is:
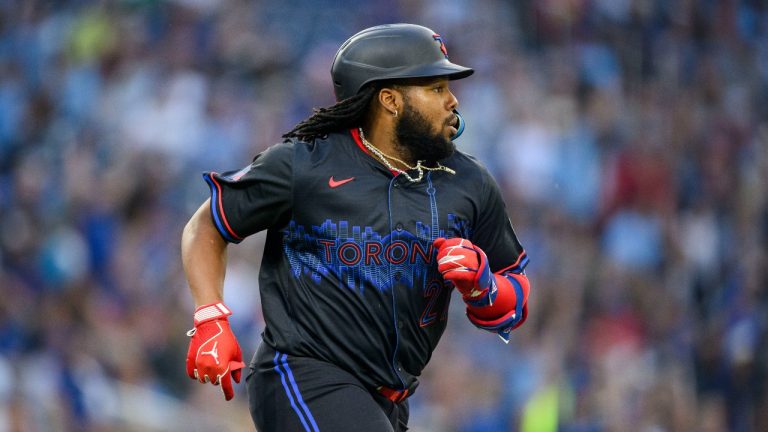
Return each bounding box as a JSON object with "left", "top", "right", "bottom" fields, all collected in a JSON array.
[{"left": 329, "top": 176, "right": 355, "bottom": 188}]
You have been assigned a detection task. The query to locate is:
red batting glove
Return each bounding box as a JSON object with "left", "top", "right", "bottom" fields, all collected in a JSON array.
[
  {"left": 186, "top": 302, "right": 245, "bottom": 401},
  {"left": 434, "top": 237, "right": 495, "bottom": 305}
]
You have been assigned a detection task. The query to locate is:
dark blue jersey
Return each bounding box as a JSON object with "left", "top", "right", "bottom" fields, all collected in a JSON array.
[{"left": 203, "top": 129, "right": 527, "bottom": 393}]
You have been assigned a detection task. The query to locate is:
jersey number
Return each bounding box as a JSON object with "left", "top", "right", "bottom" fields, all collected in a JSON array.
[{"left": 419, "top": 279, "right": 450, "bottom": 327}]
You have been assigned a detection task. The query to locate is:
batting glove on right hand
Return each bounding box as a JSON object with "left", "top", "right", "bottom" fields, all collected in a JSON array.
[
  {"left": 186, "top": 302, "right": 245, "bottom": 401},
  {"left": 434, "top": 237, "right": 496, "bottom": 307}
]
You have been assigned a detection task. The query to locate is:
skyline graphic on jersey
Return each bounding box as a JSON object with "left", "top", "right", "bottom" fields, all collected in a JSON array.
[{"left": 282, "top": 214, "right": 472, "bottom": 294}]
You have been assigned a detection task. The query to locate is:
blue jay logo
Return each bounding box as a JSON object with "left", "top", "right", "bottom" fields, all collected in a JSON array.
[{"left": 432, "top": 34, "right": 449, "bottom": 59}]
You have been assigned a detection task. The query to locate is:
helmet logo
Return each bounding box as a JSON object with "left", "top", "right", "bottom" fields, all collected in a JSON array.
[{"left": 432, "top": 34, "right": 449, "bottom": 59}]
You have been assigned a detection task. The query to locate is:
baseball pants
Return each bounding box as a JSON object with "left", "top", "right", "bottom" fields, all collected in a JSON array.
[{"left": 246, "top": 342, "right": 410, "bottom": 432}]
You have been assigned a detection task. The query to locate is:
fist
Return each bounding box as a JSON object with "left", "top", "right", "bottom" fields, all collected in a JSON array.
[
  {"left": 186, "top": 303, "right": 245, "bottom": 401},
  {"left": 433, "top": 237, "right": 493, "bottom": 304}
]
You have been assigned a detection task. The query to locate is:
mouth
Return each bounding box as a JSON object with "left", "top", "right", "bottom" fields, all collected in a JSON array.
[{"left": 447, "top": 115, "right": 459, "bottom": 135}]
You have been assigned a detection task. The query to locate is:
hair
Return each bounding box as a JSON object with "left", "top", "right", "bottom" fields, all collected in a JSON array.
[{"left": 282, "top": 85, "right": 379, "bottom": 141}]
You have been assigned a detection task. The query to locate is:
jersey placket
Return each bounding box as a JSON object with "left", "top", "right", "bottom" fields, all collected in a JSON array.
[{"left": 386, "top": 174, "right": 407, "bottom": 388}]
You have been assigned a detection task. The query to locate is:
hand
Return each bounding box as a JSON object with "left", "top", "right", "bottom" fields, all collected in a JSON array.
[
  {"left": 433, "top": 237, "right": 495, "bottom": 306},
  {"left": 186, "top": 303, "right": 245, "bottom": 401}
]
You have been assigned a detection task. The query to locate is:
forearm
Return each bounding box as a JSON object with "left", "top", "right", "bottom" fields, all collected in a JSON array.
[{"left": 182, "top": 199, "right": 229, "bottom": 307}]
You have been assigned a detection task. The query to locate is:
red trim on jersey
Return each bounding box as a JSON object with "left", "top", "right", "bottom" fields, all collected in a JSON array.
[
  {"left": 496, "top": 250, "right": 528, "bottom": 274},
  {"left": 350, "top": 128, "right": 369, "bottom": 154},
  {"left": 209, "top": 174, "right": 243, "bottom": 241}
]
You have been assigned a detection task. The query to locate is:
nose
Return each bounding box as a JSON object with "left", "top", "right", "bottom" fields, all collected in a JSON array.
[{"left": 447, "top": 90, "right": 458, "bottom": 111}]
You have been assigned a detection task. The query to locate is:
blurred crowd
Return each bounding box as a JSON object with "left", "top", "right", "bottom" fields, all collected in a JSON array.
[{"left": 1, "top": 0, "right": 767, "bottom": 431}]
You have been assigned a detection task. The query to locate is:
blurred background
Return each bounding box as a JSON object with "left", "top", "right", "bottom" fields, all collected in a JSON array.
[{"left": 1, "top": 0, "right": 767, "bottom": 431}]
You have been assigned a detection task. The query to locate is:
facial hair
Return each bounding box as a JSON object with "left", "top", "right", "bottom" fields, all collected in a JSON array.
[{"left": 394, "top": 104, "right": 456, "bottom": 164}]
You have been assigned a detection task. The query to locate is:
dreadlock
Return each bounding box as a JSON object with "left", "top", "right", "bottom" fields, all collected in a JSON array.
[{"left": 282, "top": 85, "right": 378, "bottom": 142}]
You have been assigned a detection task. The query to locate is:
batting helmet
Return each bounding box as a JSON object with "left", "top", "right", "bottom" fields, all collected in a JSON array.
[{"left": 331, "top": 23, "right": 474, "bottom": 102}]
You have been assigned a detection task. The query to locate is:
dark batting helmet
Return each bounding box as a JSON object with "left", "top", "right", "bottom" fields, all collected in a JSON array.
[{"left": 331, "top": 23, "right": 474, "bottom": 102}]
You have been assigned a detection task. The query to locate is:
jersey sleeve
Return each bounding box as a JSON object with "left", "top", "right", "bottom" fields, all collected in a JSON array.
[
  {"left": 470, "top": 168, "right": 528, "bottom": 275},
  {"left": 203, "top": 141, "right": 293, "bottom": 243},
  {"left": 467, "top": 168, "right": 531, "bottom": 341}
]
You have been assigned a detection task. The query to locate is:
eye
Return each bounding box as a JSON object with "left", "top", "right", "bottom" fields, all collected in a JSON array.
[{"left": 433, "top": 86, "right": 444, "bottom": 93}]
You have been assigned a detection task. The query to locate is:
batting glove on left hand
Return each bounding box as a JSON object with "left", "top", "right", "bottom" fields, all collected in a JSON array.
[
  {"left": 186, "top": 302, "right": 245, "bottom": 401},
  {"left": 434, "top": 237, "right": 496, "bottom": 307}
]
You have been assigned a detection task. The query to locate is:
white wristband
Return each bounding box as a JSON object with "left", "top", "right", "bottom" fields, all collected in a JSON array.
[{"left": 193, "top": 302, "right": 232, "bottom": 325}]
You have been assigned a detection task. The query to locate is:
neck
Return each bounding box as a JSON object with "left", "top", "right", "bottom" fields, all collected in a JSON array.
[
  {"left": 359, "top": 127, "right": 456, "bottom": 183},
  {"left": 358, "top": 128, "right": 410, "bottom": 170},
  {"left": 360, "top": 123, "right": 414, "bottom": 168}
]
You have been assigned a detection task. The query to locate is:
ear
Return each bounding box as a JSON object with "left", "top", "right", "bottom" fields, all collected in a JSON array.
[{"left": 377, "top": 87, "right": 403, "bottom": 117}]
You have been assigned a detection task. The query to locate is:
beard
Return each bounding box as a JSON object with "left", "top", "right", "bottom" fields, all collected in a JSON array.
[{"left": 394, "top": 104, "right": 456, "bottom": 164}]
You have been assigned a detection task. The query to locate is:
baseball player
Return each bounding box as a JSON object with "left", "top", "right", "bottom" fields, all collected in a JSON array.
[{"left": 182, "top": 23, "right": 530, "bottom": 431}]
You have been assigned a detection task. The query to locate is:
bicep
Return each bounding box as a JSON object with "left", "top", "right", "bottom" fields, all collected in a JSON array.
[
  {"left": 471, "top": 177, "right": 526, "bottom": 273},
  {"left": 182, "top": 199, "right": 229, "bottom": 305}
]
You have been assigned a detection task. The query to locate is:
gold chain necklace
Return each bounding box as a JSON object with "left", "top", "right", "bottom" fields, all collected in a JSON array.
[{"left": 358, "top": 128, "right": 455, "bottom": 183}]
